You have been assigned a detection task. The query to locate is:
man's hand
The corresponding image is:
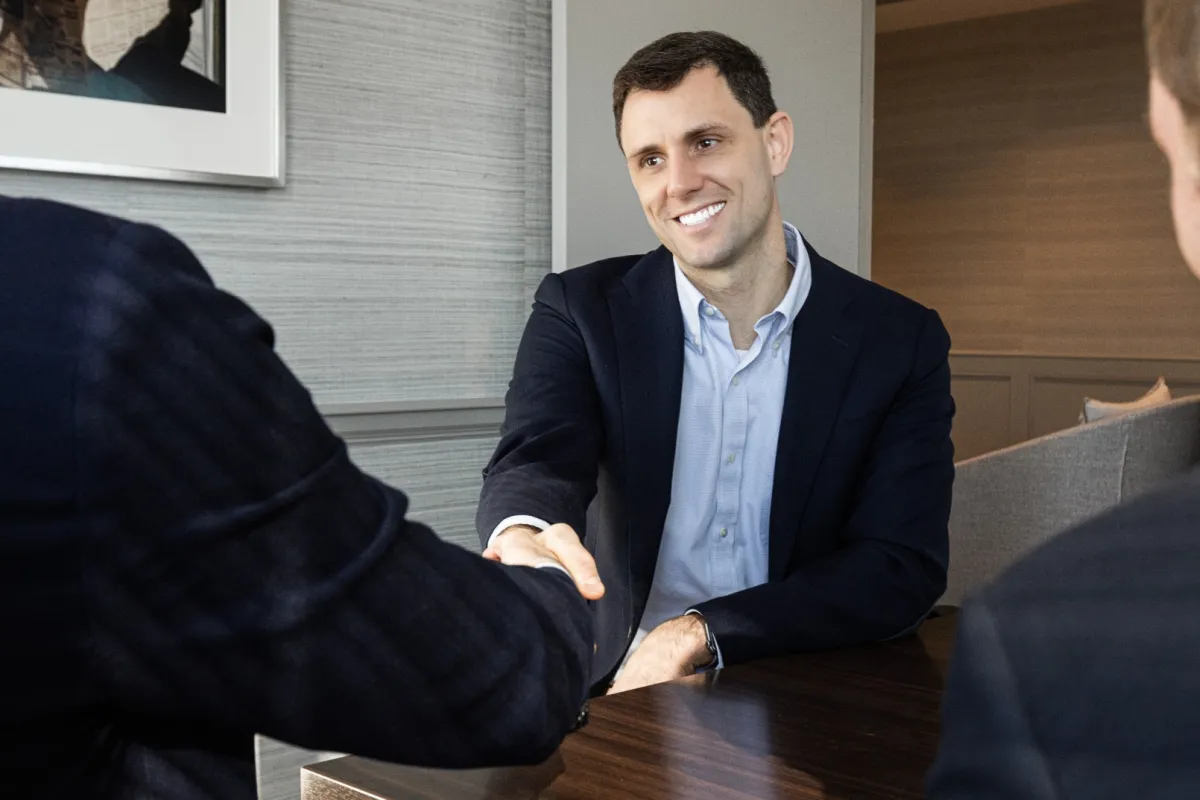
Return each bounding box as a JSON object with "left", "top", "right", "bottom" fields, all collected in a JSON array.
[
  {"left": 608, "top": 614, "right": 711, "bottom": 694},
  {"left": 483, "top": 524, "right": 605, "bottom": 601}
]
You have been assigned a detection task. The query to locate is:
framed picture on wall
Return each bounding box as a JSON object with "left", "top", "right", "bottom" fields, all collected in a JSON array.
[{"left": 0, "top": 0, "right": 283, "bottom": 187}]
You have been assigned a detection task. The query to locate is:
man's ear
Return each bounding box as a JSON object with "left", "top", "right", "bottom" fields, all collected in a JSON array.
[{"left": 763, "top": 110, "right": 794, "bottom": 178}]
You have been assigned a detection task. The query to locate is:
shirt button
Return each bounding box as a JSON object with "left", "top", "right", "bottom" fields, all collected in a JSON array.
[
  {"left": 719, "top": 528, "right": 728, "bottom": 538},
  {"left": 704, "top": 306, "right": 715, "bottom": 317},
  {"left": 773, "top": 340, "right": 782, "bottom": 350},
  {"left": 727, "top": 453, "right": 736, "bottom": 464},
  {"left": 693, "top": 336, "right": 701, "bottom": 346}
]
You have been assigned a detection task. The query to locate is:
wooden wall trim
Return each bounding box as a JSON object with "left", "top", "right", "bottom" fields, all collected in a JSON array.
[{"left": 949, "top": 353, "right": 1200, "bottom": 460}]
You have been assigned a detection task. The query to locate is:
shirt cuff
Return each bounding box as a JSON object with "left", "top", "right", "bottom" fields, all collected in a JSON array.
[
  {"left": 533, "top": 562, "right": 571, "bottom": 578},
  {"left": 488, "top": 515, "right": 551, "bottom": 549},
  {"left": 685, "top": 609, "right": 723, "bottom": 671}
]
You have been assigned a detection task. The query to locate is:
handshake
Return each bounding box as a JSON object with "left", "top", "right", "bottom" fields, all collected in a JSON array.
[
  {"left": 482, "top": 524, "right": 606, "bottom": 601},
  {"left": 484, "top": 523, "right": 711, "bottom": 694}
]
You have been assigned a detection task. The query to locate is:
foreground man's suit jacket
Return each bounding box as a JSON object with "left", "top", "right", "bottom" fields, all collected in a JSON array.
[
  {"left": 0, "top": 198, "right": 592, "bottom": 800},
  {"left": 928, "top": 469, "right": 1200, "bottom": 800}
]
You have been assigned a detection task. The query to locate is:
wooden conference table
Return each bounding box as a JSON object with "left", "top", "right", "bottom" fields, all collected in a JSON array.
[{"left": 302, "top": 612, "right": 957, "bottom": 799}]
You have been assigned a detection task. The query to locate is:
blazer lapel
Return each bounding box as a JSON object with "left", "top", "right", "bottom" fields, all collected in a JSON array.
[
  {"left": 606, "top": 247, "right": 683, "bottom": 616},
  {"left": 769, "top": 248, "right": 864, "bottom": 580}
]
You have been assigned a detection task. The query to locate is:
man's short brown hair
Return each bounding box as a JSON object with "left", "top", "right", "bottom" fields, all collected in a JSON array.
[
  {"left": 611, "top": 31, "right": 777, "bottom": 148},
  {"left": 1146, "top": 0, "right": 1200, "bottom": 136}
]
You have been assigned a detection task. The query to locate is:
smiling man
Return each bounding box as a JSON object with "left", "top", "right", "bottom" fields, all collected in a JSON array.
[{"left": 479, "top": 31, "right": 956, "bottom": 694}]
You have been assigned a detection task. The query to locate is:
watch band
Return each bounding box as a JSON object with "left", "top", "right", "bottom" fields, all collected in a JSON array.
[{"left": 686, "top": 610, "right": 718, "bottom": 669}]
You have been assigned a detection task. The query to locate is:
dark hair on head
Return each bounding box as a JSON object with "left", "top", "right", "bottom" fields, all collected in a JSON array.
[
  {"left": 1146, "top": 0, "right": 1200, "bottom": 142},
  {"left": 612, "top": 30, "right": 777, "bottom": 148}
]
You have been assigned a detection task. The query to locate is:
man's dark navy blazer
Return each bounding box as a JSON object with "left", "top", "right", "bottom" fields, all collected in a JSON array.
[
  {"left": 478, "top": 240, "right": 956, "bottom": 689},
  {"left": 0, "top": 198, "right": 592, "bottom": 800}
]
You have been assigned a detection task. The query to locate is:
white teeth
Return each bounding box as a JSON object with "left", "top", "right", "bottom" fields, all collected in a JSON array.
[{"left": 678, "top": 202, "right": 725, "bottom": 227}]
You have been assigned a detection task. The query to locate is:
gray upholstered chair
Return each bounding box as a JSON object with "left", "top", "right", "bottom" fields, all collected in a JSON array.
[{"left": 944, "top": 394, "right": 1200, "bottom": 605}]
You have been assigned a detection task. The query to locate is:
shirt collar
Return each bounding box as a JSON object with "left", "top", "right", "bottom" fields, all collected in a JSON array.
[{"left": 673, "top": 221, "right": 811, "bottom": 346}]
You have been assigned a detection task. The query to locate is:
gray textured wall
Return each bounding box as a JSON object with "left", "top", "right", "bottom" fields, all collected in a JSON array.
[{"left": 1, "top": 0, "right": 551, "bottom": 548}]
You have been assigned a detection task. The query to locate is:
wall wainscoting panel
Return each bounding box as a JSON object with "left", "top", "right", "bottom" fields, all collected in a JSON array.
[
  {"left": 946, "top": 373, "right": 1016, "bottom": 461},
  {"left": 325, "top": 400, "right": 505, "bottom": 446},
  {"left": 950, "top": 354, "right": 1200, "bottom": 460}
]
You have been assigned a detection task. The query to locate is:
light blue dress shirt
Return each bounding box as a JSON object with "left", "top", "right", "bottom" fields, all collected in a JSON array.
[
  {"left": 627, "top": 222, "right": 812, "bottom": 667},
  {"left": 493, "top": 223, "right": 812, "bottom": 669}
]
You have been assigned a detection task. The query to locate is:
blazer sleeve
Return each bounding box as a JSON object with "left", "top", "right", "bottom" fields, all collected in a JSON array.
[
  {"left": 695, "top": 309, "right": 954, "bottom": 663},
  {"left": 76, "top": 221, "right": 592, "bottom": 768},
  {"left": 925, "top": 599, "right": 1059, "bottom": 799},
  {"left": 476, "top": 273, "right": 604, "bottom": 547}
]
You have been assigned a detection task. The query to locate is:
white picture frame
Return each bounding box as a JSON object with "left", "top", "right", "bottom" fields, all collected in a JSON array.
[{"left": 0, "top": 0, "right": 284, "bottom": 188}]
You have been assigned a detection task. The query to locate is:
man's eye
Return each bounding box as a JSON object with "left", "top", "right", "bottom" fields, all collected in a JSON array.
[
  {"left": 642, "top": 155, "right": 663, "bottom": 168},
  {"left": 698, "top": 138, "right": 717, "bottom": 149}
]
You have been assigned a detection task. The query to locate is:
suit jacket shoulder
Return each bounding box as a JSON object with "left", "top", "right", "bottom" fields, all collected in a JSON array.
[
  {"left": 562, "top": 252, "right": 649, "bottom": 285},
  {"left": 930, "top": 469, "right": 1200, "bottom": 798},
  {"left": 810, "top": 251, "right": 936, "bottom": 330},
  {"left": 552, "top": 252, "right": 651, "bottom": 301},
  {"left": 1, "top": 196, "right": 128, "bottom": 268}
]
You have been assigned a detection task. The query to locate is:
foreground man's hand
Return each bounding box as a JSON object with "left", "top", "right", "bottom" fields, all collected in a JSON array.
[
  {"left": 484, "top": 524, "right": 605, "bottom": 601},
  {"left": 608, "top": 614, "right": 711, "bottom": 694}
]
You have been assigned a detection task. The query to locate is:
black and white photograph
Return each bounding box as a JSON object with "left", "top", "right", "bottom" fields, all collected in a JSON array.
[
  {"left": 0, "top": 0, "right": 279, "bottom": 186},
  {"left": 0, "top": 0, "right": 224, "bottom": 112}
]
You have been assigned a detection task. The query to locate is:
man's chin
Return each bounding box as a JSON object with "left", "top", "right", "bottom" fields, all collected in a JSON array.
[{"left": 673, "top": 247, "right": 732, "bottom": 272}]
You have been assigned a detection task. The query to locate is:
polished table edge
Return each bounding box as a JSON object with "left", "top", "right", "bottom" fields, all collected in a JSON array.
[
  {"left": 303, "top": 767, "right": 387, "bottom": 800},
  {"left": 301, "top": 610, "right": 959, "bottom": 800}
]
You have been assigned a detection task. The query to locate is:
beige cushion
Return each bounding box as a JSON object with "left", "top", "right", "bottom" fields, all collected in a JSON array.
[{"left": 1082, "top": 377, "right": 1172, "bottom": 423}]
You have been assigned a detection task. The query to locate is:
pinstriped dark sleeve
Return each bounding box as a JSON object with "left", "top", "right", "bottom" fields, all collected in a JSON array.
[{"left": 75, "top": 220, "right": 592, "bottom": 768}]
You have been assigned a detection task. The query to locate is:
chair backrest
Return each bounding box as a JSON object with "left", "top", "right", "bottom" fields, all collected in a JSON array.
[{"left": 944, "top": 394, "right": 1200, "bottom": 605}]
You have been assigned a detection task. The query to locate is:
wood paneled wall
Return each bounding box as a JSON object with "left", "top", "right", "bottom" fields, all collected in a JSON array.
[
  {"left": 873, "top": 0, "right": 1200, "bottom": 360},
  {"left": 950, "top": 353, "right": 1200, "bottom": 460}
]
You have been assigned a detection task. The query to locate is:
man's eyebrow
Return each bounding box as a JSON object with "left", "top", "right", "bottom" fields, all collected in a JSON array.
[
  {"left": 625, "top": 123, "right": 733, "bottom": 163},
  {"left": 626, "top": 142, "right": 661, "bottom": 164},
  {"left": 683, "top": 122, "right": 734, "bottom": 140}
]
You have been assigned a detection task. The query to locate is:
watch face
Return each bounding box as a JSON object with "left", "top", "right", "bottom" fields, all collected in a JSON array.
[{"left": 571, "top": 701, "right": 590, "bottom": 732}]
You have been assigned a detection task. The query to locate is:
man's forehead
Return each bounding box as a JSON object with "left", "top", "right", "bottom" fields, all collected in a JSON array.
[{"left": 620, "top": 73, "right": 748, "bottom": 150}]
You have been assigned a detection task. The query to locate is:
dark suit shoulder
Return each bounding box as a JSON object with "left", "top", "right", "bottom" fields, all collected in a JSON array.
[
  {"left": 558, "top": 252, "right": 648, "bottom": 291},
  {"left": 953, "top": 468, "right": 1200, "bottom": 791},
  {"left": 0, "top": 197, "right": 126, "bottom": 243},
  {"left": 4, "top": 198, "right": 217, "bottom": 296},
  {"left": 530, "top": 251, "right": 654, "bottom": 321},
  {"left": 814, "top": 253, "right": 933, "bottom": 320},
  {"left": 806, "top": 254, "right": 943, "bottom": 361}
]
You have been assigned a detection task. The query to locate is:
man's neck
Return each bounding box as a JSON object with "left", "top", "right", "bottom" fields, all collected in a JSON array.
[{"left": 680, "top": 222, "right": 792, "bottom": 350}]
